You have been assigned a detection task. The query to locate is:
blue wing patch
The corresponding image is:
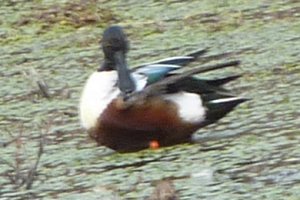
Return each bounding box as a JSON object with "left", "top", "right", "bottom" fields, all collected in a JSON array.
[{"left": 134, "top": 64, "right": 180, "bottom": 84}]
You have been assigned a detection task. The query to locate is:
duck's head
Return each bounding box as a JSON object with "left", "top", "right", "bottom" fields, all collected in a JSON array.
[
  {"left": 101, "top": 26, "right": 129, "bottom": 66},
  {"left": 99, "top": 26, "right": 136, "bottom": 95}
]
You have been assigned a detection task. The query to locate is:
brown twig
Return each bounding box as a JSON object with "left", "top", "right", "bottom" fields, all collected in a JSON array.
[
  {"left": 0, "top": 138, "right": 18, "bottom": 148},
  {"left": 23, "top": 68, "right": 51, "bottom": 99},
  {"left": 1, "top": 124, "right": 46, "bottom": 190},
  {"left": 25, "top": 134, "right": 44, "bottom": 189}
]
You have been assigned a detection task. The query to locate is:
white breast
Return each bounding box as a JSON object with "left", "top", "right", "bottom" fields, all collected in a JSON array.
[
  {"left": 79, "top": 71, "right": 147, "bottom": 130},
  {"left": 163, "top": 92, "right": 206, "bottom": 123},
  {"left": 79, "top": 71, "right": 119, "bottom": 129}
]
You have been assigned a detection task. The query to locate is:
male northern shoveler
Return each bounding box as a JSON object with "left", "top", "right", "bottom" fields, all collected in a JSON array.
[{"left": 79, "top": 26, "right": 247, "bottom": 152}]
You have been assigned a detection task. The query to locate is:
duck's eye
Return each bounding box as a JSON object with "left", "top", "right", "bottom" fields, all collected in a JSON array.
[{"left": 103, "top": 41, "right": 122, "bottom": 51}]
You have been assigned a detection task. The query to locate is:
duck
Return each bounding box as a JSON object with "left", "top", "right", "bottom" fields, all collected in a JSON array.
[{"left": 79, "top": 25, "right": 247, "bottom": 152}]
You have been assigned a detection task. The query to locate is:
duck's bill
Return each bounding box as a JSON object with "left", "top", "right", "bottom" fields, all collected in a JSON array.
[{"left": 114, "top": 51, "right": 136, "bottom": 95}]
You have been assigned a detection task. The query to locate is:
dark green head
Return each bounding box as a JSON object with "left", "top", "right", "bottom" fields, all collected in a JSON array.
[
  {"left": 99, "top": 26, "right": 135, "bottom": 95},
  {"left": 101, "top": 26, "right": 129, "bottom": 63}
]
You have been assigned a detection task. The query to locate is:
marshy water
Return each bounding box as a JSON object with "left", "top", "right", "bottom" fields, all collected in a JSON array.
[{"left": 0, "top": 0, "right": 299, "bottom": 199}]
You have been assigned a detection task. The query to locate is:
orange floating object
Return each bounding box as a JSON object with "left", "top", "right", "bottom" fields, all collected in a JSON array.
[{"left": 149, "top": 140, "right": 160, "bottom": 149}]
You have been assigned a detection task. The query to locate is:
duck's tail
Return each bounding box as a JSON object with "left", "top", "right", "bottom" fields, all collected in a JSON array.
[{"left": 203, "top": 96, "right": 249, "bottom": 125}]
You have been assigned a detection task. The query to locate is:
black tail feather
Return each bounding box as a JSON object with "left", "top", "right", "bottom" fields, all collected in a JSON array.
[
  {"left": 205, "top": 75, "right": 242, "bottom": 86},
  {"left": 204, "top": 97, "right": 248, "bottom": 124},
  {"left": 167, "top": 77, "right": 234, "bottom": 95},
  {"left": 155, "top": 48, "right": 208, "bottom": 66},
  {"left": 185, "top": 48, "right": 208, "bottom": 61},
  {"left": 201, "top": 93, "right": 236, "bottom": 102},
  {"left": 134, "top": 48, "right": 208, "bottom": 69}
]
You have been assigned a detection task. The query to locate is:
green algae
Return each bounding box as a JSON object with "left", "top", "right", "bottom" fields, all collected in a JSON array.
[{"left": 1, "top": 0, "right": 300, "bottom": 199}]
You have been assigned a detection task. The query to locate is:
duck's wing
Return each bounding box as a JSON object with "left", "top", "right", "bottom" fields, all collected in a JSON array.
[
  {"left": 123, "top": 60, "right": 242, "bottom": 107},
  {"left": 134, "top": 48, "right": 208, "bottom": 69},
  {"left": 132, "top": 48, "right": 208, "bottom": 86},
  {"left": 142, "top": 60, "right": 240, "bottom": 97},
  {"left": 165, "top": 75, "right": 242, "bottom": 95},
  {"left": 133, "top": 64, "right": 180, "bottom": 85}
]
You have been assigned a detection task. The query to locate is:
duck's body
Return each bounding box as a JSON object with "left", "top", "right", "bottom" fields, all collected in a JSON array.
[{"left": 79, "top": 26, "right": 247, "bottom": 152}]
